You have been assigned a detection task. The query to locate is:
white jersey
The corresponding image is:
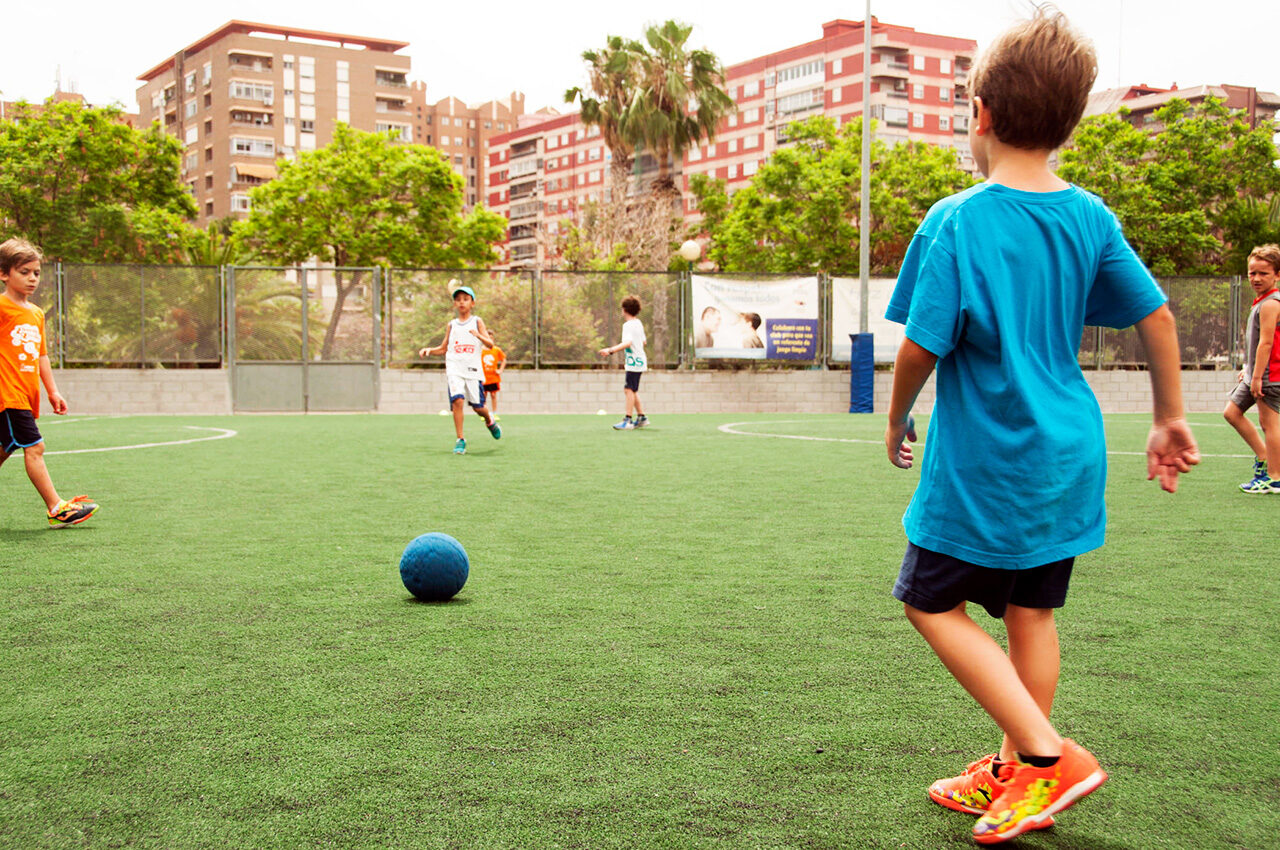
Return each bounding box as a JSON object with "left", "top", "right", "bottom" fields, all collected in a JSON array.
[
  {"left": 622, "top": 318, "right": 647, "bottom": 373},
  {"left": 445, "top": 316, "right": 484, "bottom": 379}
]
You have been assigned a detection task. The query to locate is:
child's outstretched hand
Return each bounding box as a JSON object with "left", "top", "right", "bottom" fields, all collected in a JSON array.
[
  {"left": 885, "top": 415, "right": 917, "bottom": 469},
  {"left": 1146, "top": 418, "right": 1199, "bottom": 493},
  {"left": 597, "top": 347, "right": 610, "bottom": 358}
]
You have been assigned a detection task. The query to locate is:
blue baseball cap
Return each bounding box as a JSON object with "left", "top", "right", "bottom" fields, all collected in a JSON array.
[{"left": 451, "top": 284, "right": 476, "bottom": 300}]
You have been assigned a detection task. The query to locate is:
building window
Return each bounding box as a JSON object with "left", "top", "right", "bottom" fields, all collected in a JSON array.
[
  {"left": 205, "top": 201, "right": 214, "bottom": 216},
  {"left": 743, "top": 80, "right": 760, "bottom": 98},
  {"left": 777, "top": 59, "right": 824, "bottom": 85},
  {"left": 743, "top": 107, "right": 759, "bottom": 123},
  {"left": 913, "top": 84, "right": 924, "bottom": 100},
  {"left": 185, "top": 101, "right": 197, "bottom": 118},
  {"left": 184, "top": 153, "right": 198, "bottom": 171},
  {"left": 202, "top": 63, "right": 212, "bottom": 86},
  {"left": 776, "top": 88, "right": 823, "bottom": 114},
  {"left": 229, "top": 81, "right": 273, "bottom": 103},
  {"left": 940, "top": 58, "right": 952, "bottom": 74},
  {"left": 441, "top": 135, "right": 450, "bottom": 146},
  {"left": 940, "top": 115, "right": 951, "bottom": 131},
  {"left": 832, "top": 58, "right": 843, "bottom": 75},
  {"left": 914, "top": 55, "right": 926, "bottom": 70},
  {"left": 940, "top": 87, "right": 951, "bottom": 102},
  {"left": 743, "top": 134, "right": 759, "bottom": 149},
  {"left": 832, "top": 87, "right": 841, "bottom": 104},
  {"left": 203, "top": 93, "right": 212, "bottom": 109},
  {"left": 232, "top": 137, "right": 275, "bottom": 157},
  {"left": 205, "top": 146, "right": 213, "bottom": 162},
  {"left": 184, "top": 126, "right": 198, "bottom": 144},
  {"left": 728, "top": 138, "right": 738, "bottom": 153},
  {"left": 300, "top": 120, "right": 314, "bottom": 132},
  {"left": 185, "top": 73, "right": 196, "bottom": 94},
  {"left": 912, "top": 112, "right": 924, "bottom": 128},
  {"left": 376, "top": 122, "right": 413, "bottom": 142},
  {"left": 205, "top": 120, "right": 213, "bottom": 136},
  {"left": 744, "top": 160, "right": 759, "bottom": 176},
  {"left": 231, "top": 193, "right": 252, "bottom": 212},
  {"left": 299, "top": 93, "right": 314, "bottom": 107}
]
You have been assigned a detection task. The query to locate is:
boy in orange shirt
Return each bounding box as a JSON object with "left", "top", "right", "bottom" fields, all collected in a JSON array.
[
  {"left": 0, "top": 238, "right": 98, "bottom": 527},
  {"left": 481, "top": 332, "right": 507, "bottom": 420}
]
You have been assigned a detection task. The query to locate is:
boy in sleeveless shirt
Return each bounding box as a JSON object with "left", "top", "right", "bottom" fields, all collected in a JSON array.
[
  {"left": 1223, "top": 244, "right": 1280, "bottom": 492},
  {"left": 419, "top": 282, "right": 502, "bottom": 454}
]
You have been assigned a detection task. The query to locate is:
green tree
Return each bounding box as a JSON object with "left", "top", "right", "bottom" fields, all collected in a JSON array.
[
  {"left": 632, "top": 20, "right": 736, "bottom": 193},
  {"left": 565, "top": 36, "right": 645, "bottom": 189},
  {"left": 688, "top": 116, "right": 974, "bottom": 274},
  {"left": 1058, "top": 98, "right": 1280, "bottom": 274},
  {"left": 238, "top": 124, "right": 507, "bottom": 358},
  {"left": 0, "top": 99, "right": 196, "bottom": 261}
]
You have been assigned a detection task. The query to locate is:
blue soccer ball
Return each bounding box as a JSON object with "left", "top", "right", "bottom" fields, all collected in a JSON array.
[{"left": 400, "top": 533, "right": 469, "bottom": 601}]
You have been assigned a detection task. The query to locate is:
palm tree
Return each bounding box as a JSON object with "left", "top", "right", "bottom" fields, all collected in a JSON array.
[
  {"left": 631, "top": 21, "right": 736, "bottom": 194},
  {"left": 565, "top": 36, "right": 646, "bottom": 196}
]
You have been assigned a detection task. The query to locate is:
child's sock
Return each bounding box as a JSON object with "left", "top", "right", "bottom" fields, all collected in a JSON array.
[{"left": 1016, "top": 753, "right": 1061, "bottom": 768}]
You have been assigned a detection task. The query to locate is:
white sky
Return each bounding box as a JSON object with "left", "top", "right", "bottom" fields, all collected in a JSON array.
[{"left": 2, "top": 1, "right": 1275, "bottom": 113}]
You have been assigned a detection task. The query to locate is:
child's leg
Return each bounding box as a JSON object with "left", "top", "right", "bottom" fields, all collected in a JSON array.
[
  {"left": 999, "top": 604, "right": 1060, "bottom": 762},
  {"left": 451, "top": 398, "right": 466, "bottom": 438},
  {"left": 905, "top": 603, "right": 1062, "bottom": 759},
  {"left": 20, "top": 443, "right": 63, "bottom": 511},
  {"left": 1223, "top": 400, "right": 1266, "bottom": 461},
  {"left": 473, "top": 404, "right": 493, "bottom": 426},
  {"left": 490, "top": 389, "right": 498, "bottom": 413},
  {"left": 1257, "top": 402, "right": 1280, "bottom": 471},
  {"left": 631, "top": 391, "right": 644, "bottom": 417},
  {"left": 624, "top": 389, "right": 638, "bottom": 418}
]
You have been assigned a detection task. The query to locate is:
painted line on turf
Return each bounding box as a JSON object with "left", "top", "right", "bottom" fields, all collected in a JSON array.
[
  {"left": 719, "top": 420, "right": 1252, "bottom": 458},
  {"left": 46, "top": 426, "right": 238, "bottom": 456},
  {"left": 40, "top": 417, "right": 105, "bottom": 426}
]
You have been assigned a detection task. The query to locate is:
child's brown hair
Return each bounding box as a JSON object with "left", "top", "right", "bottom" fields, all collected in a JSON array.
[
  {"left": 0, "top": 238, "right": 43, "bottom": 274},
  {"left": 969, "top": 5, "right": 1097, "bottom": 151},
  {"left": 621, "top": 295, "right": 641, "bottom": 317},
  {"left": 1248, "top": 244, "right": 1280, "bottom": 275}
]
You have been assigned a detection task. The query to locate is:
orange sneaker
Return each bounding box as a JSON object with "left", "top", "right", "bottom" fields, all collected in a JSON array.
[
  {"left": 48, "top": 496, "right": 98, "bottom": 527},
  {"left": 972, "top": 739, "right": 1107, "bottom": 844},
  {"left": 928, "top": 754, "right": 1053, "bottom": 827}
]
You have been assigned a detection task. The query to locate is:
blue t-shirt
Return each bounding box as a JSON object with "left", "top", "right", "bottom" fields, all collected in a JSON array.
[{"left": 886, "top": 182, "right": 1167, "bottom": 569}]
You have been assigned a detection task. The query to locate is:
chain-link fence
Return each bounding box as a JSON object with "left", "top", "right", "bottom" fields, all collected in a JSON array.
[{"left": 30, "top": 264, "right": 1246, "bottom": 370}]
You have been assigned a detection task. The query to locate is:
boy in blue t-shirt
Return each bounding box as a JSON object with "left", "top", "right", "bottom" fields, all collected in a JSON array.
[{"left": 883, "top": 9, "right": 1199, "bottom": 844}]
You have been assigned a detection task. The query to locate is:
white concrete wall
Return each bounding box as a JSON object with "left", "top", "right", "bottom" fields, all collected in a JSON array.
[{"left": 49, "top": 367, "right": 1234, "bottom": 416}]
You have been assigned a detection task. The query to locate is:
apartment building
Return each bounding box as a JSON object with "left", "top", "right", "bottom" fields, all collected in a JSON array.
[
  {"left": 411, "top": 85, "right": 525, "bottom": 210},
  {"left": 1086, "top": 82, "right": 1280, "bottom": 135},
  {"left": 1, "top": 89, "right": 139, "bottom": 127},
  {"left": 486, "top": 16, "right": 977, "bottom": 269},
  {"left": 136, "top": 21, "right": 412, "bottom": 223}
]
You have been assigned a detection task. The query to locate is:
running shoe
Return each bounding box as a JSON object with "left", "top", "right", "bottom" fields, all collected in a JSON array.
[
  {"left": 488, "top": 420, "right": 502, "bottom": 440},
  {"left": 454, "top": 439, "right": 467, "bottom": 455},
  {"left": 1240, "top": 474, "right": 1275, "bottom": 494},
  {"left": 973, "top": 740, "right": 1107, "bottom": 844},
  {"left": 612, "top": 417, "right": 634, "bottom": 430},
  {"left": 635, "top": 415, "right": 650, "bottom": 428},
  {"left": 927, "top": 755, "right": 1054, "bottom": 827},
  {"left": 48, "top": 496, "right": 98, "bottom": 527}
]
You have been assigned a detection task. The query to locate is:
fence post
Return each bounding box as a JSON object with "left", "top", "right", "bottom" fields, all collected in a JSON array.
[
  {"left": 1230, "top": 276, "right": 1242, "bottom": 371},
  {"left": 227, "top": 266, "right": 237, "bottom": 411},
  {"left": 532, "top": 269, "right": 541, "bottom": 370},
  {"left": 55, "top": 262, "right": 65, "bottom": 368}
]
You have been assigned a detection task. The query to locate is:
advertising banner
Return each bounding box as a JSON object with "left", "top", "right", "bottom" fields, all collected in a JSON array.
[
  {"left": 831, "top": 276, "right": 904, "bottom": 363},
  {"left": 691, "top": 275, "right": 819, "bottom": 360}
]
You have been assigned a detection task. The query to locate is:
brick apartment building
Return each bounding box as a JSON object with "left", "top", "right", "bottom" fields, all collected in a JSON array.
[
  {"left": 137, "top": 21, "right": 413, "bottom": 223},
  {"left": 1086, "top": 82, "right": 1280, "bottom": 134},
  {"left": 410, "top": 84, "right": 525, "bottom": 210},
  {"left": 1, "top": 88, "right": 139, "bottom": 127},
  {"left": 485, "top": 17, "right": 978, "bottom": 269}
]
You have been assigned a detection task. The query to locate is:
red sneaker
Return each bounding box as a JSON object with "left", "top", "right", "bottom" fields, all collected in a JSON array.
[
  {"left": 973, "top": 739, "right": 1107, "bottom": 844},
  {"left": 928, "top": 754, "right": 1053, "bottom": 827},
  {"left": 48, "top": 496, "right": 98, "bottom": 527}
]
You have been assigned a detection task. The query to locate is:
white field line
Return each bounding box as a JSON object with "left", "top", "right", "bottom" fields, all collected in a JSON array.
[
  {"left": 718, "top": 420, "right": 1252, "bottom": 458},
  {"left": 46, "top": 426, "right": 238, "bottom": 456}
]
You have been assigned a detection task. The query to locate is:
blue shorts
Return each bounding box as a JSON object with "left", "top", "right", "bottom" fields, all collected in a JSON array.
[
  {"left": 893, "top": 543, "right": 1074, "bottom": 619},
  {"left": 1, "top": 408, "right": 43, "bottom": 455},
  {"left": 624, "top": 371, "right": 642, "bottom": 392}
]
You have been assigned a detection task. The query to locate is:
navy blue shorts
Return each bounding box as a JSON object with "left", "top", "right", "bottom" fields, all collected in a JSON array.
[
  {"left": 1, "top": 408, "right": 43, "bottom": 455},
  {"left": 624, "top": 371, "right": 642, "bottom": 392},
  {"left": 893, "top": 543, "right": 1074, "bottom": 619}
]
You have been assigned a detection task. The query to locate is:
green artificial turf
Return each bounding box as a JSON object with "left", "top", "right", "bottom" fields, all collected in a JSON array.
[{"left": 0, "top": 413, "right": 1275, "bottom": 848}]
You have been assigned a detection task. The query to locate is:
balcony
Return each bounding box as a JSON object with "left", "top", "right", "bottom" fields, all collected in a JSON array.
[
  {"left": 375, "top": 97, "right": 408, "bottom": 113},
  {"left": 509, "top": 224, "right": 537, "bottom": 241},
  {"left": 511, "top": 139, "right": 539, "bottom": 158},
  {"left": 374, "top": 70, "right": 408, "bottom": 89},
  {"left": 870, "top": 60, "right": 911, "bottom": 80},
  {"left": 228, "top": 53, "right": 273, "bottom": 74},
  {"left": 509, "top": 201, "right": 541, "bottom": 221},
  {"left": 872, "top": 32, "right": 912, "bottom": 52},
  {"left": 508, "top": 180, "right": 539, "bottom": 200},
  {"left": 230, "top": 110, "right": 273, "bottom": 128},
  {"left": 954, "top": 67, "right": 969, "bottom": 83}
]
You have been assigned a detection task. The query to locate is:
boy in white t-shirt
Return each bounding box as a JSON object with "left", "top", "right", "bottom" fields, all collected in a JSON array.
[
  {"left": 419, "top": 282, "right": 501, "bottom": 454},
  {"left": 597, "top": 295, "right": 649, "bottom": 430}
]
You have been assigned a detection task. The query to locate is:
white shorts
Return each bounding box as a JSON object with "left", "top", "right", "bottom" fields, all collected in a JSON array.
[{"left": 447, "top": 374, "right": 486, "bottom": 408}]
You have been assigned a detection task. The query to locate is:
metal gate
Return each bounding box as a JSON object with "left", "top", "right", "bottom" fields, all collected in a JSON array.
[{"left": 228, "top": 266, "right": 381, "bottom": 412}]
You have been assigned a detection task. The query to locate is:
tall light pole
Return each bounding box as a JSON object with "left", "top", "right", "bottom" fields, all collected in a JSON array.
[{"left": 859, "top": 0, "right": 872, "bottom": 333}]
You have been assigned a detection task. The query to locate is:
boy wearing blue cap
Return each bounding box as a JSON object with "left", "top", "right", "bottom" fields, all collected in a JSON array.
[{"left": 419, "top": 280, "right": 501, "bottom": 454}]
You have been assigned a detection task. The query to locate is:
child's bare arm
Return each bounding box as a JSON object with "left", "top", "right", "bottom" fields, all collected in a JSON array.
[
  {"left": 38, "top": 355, "right": 67, "bottom": 415},
  {"left": 598, "top": 340, "right": 625, "bottom": 357},
  {"left": 472, "top": 319, "right": 494, "bottom": 349},
  {"left": 1250, "top": 300, "right": 1280, "bottom": 399},
  {"left": 1135, "top": 304, "right": 1199, "bottom": 492},
  {"left": 419, "top": 325, "right": 451, "bottom": 358},
  {"left": 885, "top": 337, "right": 937, "bottom": 468}
]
